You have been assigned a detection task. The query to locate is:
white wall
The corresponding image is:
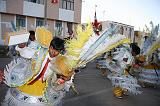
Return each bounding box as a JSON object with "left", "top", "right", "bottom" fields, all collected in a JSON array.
[
  {"left": 59, "top": 8, "right": 74, "bottom": 22},
  {"left": 0, "top": 13, "right": 1, "bottom": 39},
  {"left": 23, "top": 1, "right": 44, "bottom": 18},
  {"left": 101, "top": 21, "right": 135, "bottom": 42}
]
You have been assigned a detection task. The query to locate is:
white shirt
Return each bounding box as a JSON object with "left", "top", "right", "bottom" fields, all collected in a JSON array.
[
  {"left": 28, "top": 40, "right": 39, "bottom": 50},
  {"left": 40, "top": 54, "right": 56, "bottom": 81}
]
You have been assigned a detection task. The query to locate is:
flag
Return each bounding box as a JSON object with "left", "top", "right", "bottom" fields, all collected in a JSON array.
[
  {"left": 51, "top": 0, "right": 58, "bottom": 4},
  {"left": 92, "top": 9, "right": 101, "bottom": 35}
]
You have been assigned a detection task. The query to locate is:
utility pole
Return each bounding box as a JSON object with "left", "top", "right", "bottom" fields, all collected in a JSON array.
[
  {"left": 44, "top": 0, "right": 47, "bottom": 26},
  {"left": 103, "top": 10, "right": 106, "bottom": 21}
]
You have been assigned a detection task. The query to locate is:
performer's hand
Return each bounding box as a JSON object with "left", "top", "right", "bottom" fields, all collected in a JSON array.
[
  {"left": 57, "top": 74, "right": 71, "bottom": 82},
  {"left": 62, "top": 76, "right": 71, "bottom": 81},
  {"left": 0, "top": 69, "right": 4, "bottom": 83},
  {"left": 133, "top": 64, "right": 140, "bottom": 68},
  {"left": 56, "top": 78, "right": 65, "bottom": 84}
]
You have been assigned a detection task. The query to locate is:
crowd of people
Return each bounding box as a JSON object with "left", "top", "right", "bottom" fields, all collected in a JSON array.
[{"left": 96, "top": 22, "right": 160, "bottom": 98}]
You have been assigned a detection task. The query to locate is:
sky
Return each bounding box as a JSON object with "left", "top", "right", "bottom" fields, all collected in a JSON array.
[{"left": 81, "top": 0, "right": 160, "bottom": 30}]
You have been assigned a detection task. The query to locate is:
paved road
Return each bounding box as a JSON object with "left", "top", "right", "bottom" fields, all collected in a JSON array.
[
  {"left": 63, "top": 62, "right": 160, "bottom": 106},
  {"left": 0, "top": 58, "right": 11, "bottom": 104},
  {"left": 0, "top": 58, "right": 160, "bottom": 106}
]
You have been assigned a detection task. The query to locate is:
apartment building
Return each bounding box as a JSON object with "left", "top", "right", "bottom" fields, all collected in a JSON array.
[
  {"left": 0, "top": 0, "right": 82, "bottom": 39},
  {"left": 100, "top": 21, "right": 135, "bottom": 42}
]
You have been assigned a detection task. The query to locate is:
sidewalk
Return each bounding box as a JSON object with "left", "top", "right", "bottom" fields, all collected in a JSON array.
[{"left": 0, "top": 58, "right": 11, "bottom": 103}]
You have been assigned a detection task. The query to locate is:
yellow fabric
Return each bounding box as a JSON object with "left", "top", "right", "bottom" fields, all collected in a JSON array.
[
  {"left": 137, "top": 55, "right": 146, "bottom": 62},
  {"left": 4, "top": 32, "right": 9, "bottom": 45},
  {"left": 36, "top": 27, "right": 53, "bottom": 48},
  {"left": 144, "top": 64, "right": 160, "bottom": 69},
  {"left": 31, "top": 60, "right": 37, "bottom": 75},
  {"left": 65, "top": 23, "right": 92, "bottom": 68},
  {"left": 113, "top": 87, "right": 123, "bottom": 97},
  {"left": 124, "top": 69, "right": 129, "bottom": 75},
  {"left": 54, "top": 55, "right": 74, "bottom": 77},
  {"left": 18, "top": 80, "right": 46, "bottom": 96}
]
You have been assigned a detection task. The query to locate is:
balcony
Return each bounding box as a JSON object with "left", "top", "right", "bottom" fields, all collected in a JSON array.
[
  {"left": 59, "top": 8, "right": 74, "bottom": 22},
  {"left": 0, "top": 0, "right": 6, "bottom": 12}
]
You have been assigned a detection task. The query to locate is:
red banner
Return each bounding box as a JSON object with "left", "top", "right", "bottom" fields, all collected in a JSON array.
[
  {"left": 51, "top": 0, "right": 58, "bottom": 4},
  {"left": 92, "top": 10, "right": 101, "bottom": 35}
]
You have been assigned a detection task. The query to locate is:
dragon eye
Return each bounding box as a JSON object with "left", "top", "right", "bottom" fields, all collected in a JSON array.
[{"left": 11, "top": 75, "right": 16, "bottom": 80}]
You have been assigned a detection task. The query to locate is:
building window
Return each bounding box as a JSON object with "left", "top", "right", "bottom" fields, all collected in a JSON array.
[
  {"left": 36, "top": 18, "right": 44, "bottom": 27},
  {"left": 24, "top": 0, "right": 44, "bottom": 4},
  {"left": 120, "top": 26, "right": 124, "bottom": 35},
  {"left": 55, "top": 21, "right": 62, "bottom": 29},
  {"left": 67, "top": 22, "right": 73, "bottom": 35},
  {"left": 110, "top": 23, "right": 114, "bottom": 28},
  {"left": 16, "top": 15, "right": 26, "bottom": 29},
  {"left": 55, "top": 20, "right": 63, "bottom": 36},
  {"left": 129, "top": 28, "right": 132, "bottom": 38},
  {"left": 60, "top": 0, "right": 74, "bottom": 10}
]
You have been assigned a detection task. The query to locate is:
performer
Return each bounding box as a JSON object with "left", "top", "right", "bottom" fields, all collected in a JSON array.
[
  {"left": 27, "top": 30, "right": 40, "bottom": 50},
  {"left": 138, "top": 49, "right": 160, "bottom": 88},
  {"left": 135, "top": 56, "right": 157, "bottom": 87},
  {"left": 96, "top": 52, "right": 111, "bottom": 76},
  {"left": 138, "top": 23, "right": 160, "bottom": 87},
  {"left": 104, "top": 44, "right": 141, "bottom": 99},
  {"left": 0, "top": 28, "right": 73, "bottom": 106}
]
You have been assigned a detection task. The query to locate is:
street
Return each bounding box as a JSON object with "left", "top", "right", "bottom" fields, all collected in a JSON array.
[
  {"left": 0, "top": 58, "right": 160, "bottom": 106},
  {"left": 63, "top": 62, "right": 160, "bottom": 106}
]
